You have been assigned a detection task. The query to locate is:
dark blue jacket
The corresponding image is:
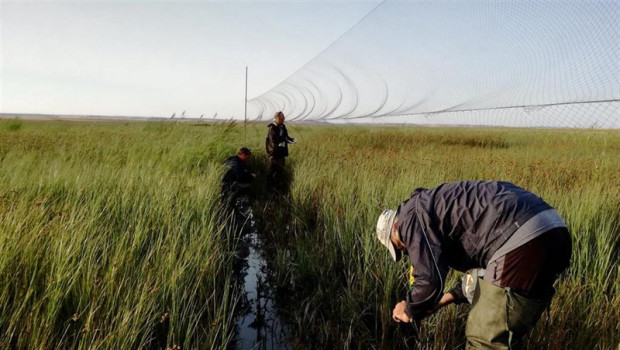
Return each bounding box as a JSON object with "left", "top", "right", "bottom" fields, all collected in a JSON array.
[
  {"left": 396, "top": 181, "right": 552, "bottom": 319},
  {"left": 222, "top": 156, "right": 253, "bottom": 185}
]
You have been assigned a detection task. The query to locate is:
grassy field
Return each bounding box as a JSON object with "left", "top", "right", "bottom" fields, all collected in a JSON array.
[{"left": 0, "top": 119, "right": 618, "bottom": 349}]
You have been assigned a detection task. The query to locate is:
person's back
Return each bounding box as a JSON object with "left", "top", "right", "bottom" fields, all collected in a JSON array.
[
  {"left": 222, "top": 155, "right": 252, "bottom": 185},
  {"left": 399, "top": 181, "right": 552, "bottom": 268},
  {"left": 221, "top": 148, "right": 255, "bottom": 205}
]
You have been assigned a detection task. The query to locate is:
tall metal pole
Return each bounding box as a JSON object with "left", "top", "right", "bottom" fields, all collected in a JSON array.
[{"left": 244, "top": 66, "right": 248, "bottom": 145}]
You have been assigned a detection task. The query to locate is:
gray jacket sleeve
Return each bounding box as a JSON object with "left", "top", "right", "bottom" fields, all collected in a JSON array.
[{"left": 401, "top": 198, "right": 450, "bottom": 320}]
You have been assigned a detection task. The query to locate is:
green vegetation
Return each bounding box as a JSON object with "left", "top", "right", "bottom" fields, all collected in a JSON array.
[{"left": 0, "top": 119, "right": 618, "bottom": 349}]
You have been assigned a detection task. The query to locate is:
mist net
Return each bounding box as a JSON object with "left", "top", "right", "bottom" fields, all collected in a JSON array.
[{"left": 248, "top": 1, "right": 619, "bottom": 128}]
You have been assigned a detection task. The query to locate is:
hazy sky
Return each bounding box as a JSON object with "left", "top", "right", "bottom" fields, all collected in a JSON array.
[
  {"left": 2, "top": 0, "right": 618, "bottom": 127},
  {"left": 1, "top": 0, "right": 380, "bottom": 118}
]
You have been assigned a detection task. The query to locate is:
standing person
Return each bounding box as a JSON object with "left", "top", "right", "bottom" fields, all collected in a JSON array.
[
  {"left": 221, "top": 147, "right": 256, "bottom": 207},
  {"left": 265, "top": 111, "right": 296, "bottom": 177},
  {"left": 376, "top": 181, "right": 571, "bottom": 349}
]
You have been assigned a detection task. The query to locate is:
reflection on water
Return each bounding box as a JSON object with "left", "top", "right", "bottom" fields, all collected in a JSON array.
[{"left": 231, "top": 199, "right": 291, "bottom": 350}]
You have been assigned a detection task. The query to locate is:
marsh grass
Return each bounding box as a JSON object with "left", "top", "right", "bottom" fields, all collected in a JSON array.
[
  {"left": 260, "top": 125, "right": 619, "bottom": 349},
  {"left": 0, "top": 121, "right": 243, "bottom": 348},
  {"left": 0, "top": 120, "right": 618, "bottom": 349}
]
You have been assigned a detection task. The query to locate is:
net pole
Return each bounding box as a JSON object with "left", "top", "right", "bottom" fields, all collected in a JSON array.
[{"left": 244, "top": 66, "right": 248, "bottom": 145}]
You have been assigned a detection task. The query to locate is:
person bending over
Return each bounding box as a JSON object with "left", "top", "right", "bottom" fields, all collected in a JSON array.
[{"left": 376, "top": 180, "right": 571, "bottom": 349}]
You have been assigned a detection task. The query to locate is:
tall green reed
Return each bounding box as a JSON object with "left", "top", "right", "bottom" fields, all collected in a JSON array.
[
  {"left": 1, "top": 120, "right": 617, "bottom": 349},
  {"left": 266, "top": 125, "right": 619, "bottom": 349},
  {"left": 0, "top": 120, "right": 245, "bottom": 348}
]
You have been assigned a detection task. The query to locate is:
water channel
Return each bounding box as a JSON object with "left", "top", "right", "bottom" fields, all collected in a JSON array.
[{"left": 231, "top": 200, "right": 291, "bottom": 350}]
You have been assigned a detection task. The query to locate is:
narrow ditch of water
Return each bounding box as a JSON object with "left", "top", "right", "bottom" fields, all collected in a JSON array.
[{"left": 231, "top": 201, "right": 291, "bottom": 350}]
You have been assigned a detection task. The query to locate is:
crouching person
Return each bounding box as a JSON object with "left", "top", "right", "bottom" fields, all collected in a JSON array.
[
  {"left": 376, "top": 181, "right": 571, "bottom": 349},
  {"left": 221, "top": 147, "right": 256, "bottom": 209}
]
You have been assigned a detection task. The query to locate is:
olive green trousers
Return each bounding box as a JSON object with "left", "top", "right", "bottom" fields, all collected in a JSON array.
[{"left": 465, "top": 279, "right": 553, "bottom": 350}]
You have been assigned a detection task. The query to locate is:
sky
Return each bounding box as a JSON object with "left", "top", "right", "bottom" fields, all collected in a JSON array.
[
  {"left": 1, "top": 0, "right": 618, "bottom": 127},
  {"left": 0, "top": 0, "right": 380, "bottom": 118}
]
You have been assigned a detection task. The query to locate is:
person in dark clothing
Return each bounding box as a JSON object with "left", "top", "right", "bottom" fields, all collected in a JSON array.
[
  {"left": 221, "top": 147, "right": 256, "bottom": 206},
  {"left": 376, "top": 181, "right": 572, "bottom": 349},
  {"left": 265, "top": 111, "right": 296, "bottom": 176}
]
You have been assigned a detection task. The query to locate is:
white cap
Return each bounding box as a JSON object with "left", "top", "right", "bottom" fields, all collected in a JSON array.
[{"left": 376, "top": 209, "right": 398, "bottom": 261}]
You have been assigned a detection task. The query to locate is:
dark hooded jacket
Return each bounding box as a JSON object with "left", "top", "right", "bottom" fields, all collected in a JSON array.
[
  {"left": 266, "top": 123, "right": 294, "bottom": 159},
  {"left": 222, "top": 155, "right": 253, "bottom": 185},
  {"left": 395, "top": 181, "right": 552, "bottom": 319}
]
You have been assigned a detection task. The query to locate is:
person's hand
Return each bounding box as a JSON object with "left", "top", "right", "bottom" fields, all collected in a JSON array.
[
  {"left": 392, "top": 301, "right": 412, "bottom": 323},
  {"left": 289, "top": 138, "right": 297, "bottom": 144}
]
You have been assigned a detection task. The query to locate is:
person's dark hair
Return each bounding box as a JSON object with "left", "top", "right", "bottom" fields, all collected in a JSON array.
[{"left": 238, "top": 147, "right": 251, "bottom": 156}]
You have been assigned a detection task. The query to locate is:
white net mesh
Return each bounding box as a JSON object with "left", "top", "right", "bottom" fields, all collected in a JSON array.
[{"left": 248, "top": 1, "right": 620, "bottom": 128}]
